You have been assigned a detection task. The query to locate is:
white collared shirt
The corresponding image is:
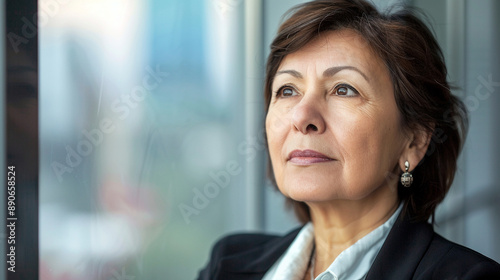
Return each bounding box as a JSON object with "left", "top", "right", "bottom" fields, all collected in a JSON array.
[{"left": 263, "top": 204, "right": 402, "bottom": 280}]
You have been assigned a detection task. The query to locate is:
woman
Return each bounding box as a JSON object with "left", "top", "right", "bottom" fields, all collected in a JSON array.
[{"left": 198, "top": 0, "right": 500, "bottom": 279}]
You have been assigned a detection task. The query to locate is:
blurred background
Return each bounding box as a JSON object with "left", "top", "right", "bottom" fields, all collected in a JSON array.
[{"left": 0, "top": 0, "right": 498, "bottom": 279}]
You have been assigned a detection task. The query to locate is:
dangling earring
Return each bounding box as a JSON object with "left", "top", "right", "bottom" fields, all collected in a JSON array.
[{"left": 400, "top": 160, "right": 413, "bottom": 187}]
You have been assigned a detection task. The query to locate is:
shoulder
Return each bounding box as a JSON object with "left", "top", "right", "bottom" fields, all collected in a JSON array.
[
  {"left": 208, "top": 231, "right": 282, "bottom": 259},
  {"left": 418, "top": 232, "right": 500, "bottom": 279},
  {"left": 368, "top": 212, "right": 500, "bottom": 280},
  {"left": 197, "top": 228, "right": 302, "bottom": 280}
]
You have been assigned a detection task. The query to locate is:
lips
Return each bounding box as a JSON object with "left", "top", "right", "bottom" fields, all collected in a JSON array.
[{"left": 288, "top": 149, "right": 334, "bottom": 165}]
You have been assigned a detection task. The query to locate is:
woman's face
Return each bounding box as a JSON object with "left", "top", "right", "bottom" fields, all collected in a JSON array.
[{"left": 266, "top": 29, "right": 409, "bottom": 203}]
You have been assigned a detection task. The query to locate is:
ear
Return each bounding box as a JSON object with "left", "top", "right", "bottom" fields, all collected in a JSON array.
[{"left": 399, "top": 126, "right": 433, "bottom": 172}]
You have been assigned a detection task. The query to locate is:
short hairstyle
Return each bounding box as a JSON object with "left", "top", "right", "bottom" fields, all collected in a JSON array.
[{"left": 264, "top": 0, "right": 468, "bottom": 223}]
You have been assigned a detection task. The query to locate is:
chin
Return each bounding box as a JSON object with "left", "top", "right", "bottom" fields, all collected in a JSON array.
[
  {"left": 279, "top": 178, "right": 343, "bottom": 202},
  {"left": 279, "top": 176, "right": 379, "bottom": 203}
]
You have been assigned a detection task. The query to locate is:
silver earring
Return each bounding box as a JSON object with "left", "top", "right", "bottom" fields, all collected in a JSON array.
[{"left": 400, "top": 160, "right": 413, "bottom": 187}]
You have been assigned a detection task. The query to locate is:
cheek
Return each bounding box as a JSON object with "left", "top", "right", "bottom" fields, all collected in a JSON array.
[
  {"left": 266, "top": 104, "right": 291, "bottom": 134},
  {"left": 331, "top": 106, "right": 403, "bottom": 193},
  {"left": 265, "top": 110, "right": 285, "bottom": 160},
  {"left": 265, "top": 108, "right": 291, "bottom": 188}
]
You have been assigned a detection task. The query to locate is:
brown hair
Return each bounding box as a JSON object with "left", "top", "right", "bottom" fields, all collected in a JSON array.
[{"left": 264, "top": 0, "right": 468, "bottom": 223}]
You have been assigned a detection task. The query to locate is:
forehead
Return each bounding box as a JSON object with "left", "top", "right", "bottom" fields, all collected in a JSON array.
[{"left": 277, "top": 29, "right": 385, "bottom": 76}]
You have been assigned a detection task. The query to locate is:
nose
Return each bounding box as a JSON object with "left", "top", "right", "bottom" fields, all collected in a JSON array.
[{"left": 291, "top": 96, "right": 326, "bottom": 134}]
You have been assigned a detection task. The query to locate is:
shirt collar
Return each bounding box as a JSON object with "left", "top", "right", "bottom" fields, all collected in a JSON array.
[{"left": 264, "top": 204, "right": 403, "bottom": 280}]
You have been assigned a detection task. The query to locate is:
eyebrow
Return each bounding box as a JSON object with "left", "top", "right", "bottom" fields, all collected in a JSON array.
[
  {"left": 276, "top": 69, "right": 302, "bottom": 78},
  {"left": 276, "top": 66, "right": 369, "bottom": 82},
  {"left": 324, "top": 66, "right": 369, "bottom": 82}
]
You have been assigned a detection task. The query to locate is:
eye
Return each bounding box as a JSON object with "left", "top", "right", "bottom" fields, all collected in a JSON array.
[
  {"left": 334, "top": 84, "right": 359, "bottom": 97},
  {"left": 276, "top": 85, "right": 298, "bottom": 97}
]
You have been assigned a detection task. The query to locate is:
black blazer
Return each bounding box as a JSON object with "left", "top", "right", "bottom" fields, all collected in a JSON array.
[{"left": 198, "top": 213, "right": 500, "bottom": 279}]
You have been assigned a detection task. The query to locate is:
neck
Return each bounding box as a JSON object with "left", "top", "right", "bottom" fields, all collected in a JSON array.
[{"left": 307, "top": 184, "right": 399, "bottom": 276}]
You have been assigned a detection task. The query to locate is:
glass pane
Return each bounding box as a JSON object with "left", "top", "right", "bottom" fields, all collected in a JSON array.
[{"left": 39, "top": 0, "right": 246, "bottom": 279}]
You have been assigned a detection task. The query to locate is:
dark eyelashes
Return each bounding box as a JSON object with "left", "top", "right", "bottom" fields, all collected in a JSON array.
[
  {"left": 274, "top": 84, "right": 298, "bottom": 97},
  {"left": 274, "top": 83, "right": 360, "bottom": 97},
  {"left": 334, "top": 83, "right": 360, "bottom": 96}
]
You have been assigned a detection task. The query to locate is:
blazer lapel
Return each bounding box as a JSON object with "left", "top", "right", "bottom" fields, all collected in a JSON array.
[
  {"left": 216, "top": 227, "right": 302, "bottom": 280},
  {"left": 366, "top": 214, "right": 434, "bottom": 280},
  {"left": 213, "top": 213, "right": 435, "bottom": 279}
]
